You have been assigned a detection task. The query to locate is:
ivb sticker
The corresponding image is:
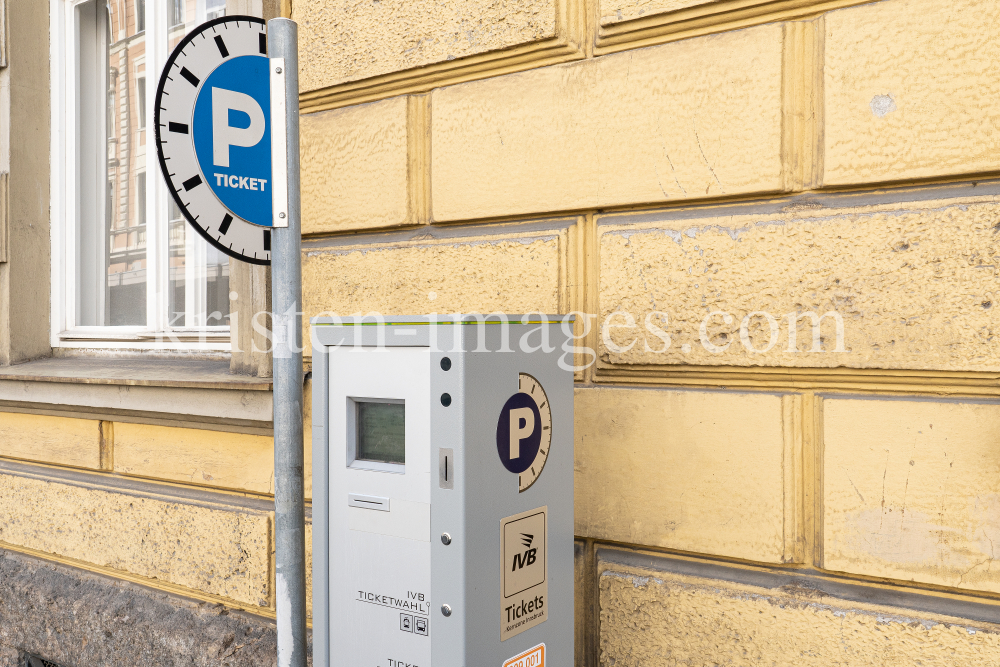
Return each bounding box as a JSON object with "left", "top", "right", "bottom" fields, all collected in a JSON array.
[{"left": 500, "top": 507, "right": 548, "bottom": 640}]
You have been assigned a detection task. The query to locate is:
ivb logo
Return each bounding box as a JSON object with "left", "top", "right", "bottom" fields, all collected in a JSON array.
[
  {"left": 500, "top": 508, "right": 548, "bottom": 640},
  {"left": 512, "top": 533, "right": 537, "bottom": 572}
]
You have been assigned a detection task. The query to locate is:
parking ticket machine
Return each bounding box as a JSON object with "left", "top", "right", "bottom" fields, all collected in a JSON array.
[{"left": 310, "top": 315, "right": 574, "bottom": 667}]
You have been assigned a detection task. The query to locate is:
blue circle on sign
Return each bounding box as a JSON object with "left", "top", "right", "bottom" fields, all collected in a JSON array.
[
  {"left": 496, "top": 393, "right": 541, "bottom": 474},
  {"left": 192, "top": 55, "right": 271, "bottom": 226}
]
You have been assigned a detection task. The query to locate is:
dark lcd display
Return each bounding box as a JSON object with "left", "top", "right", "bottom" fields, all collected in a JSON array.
[{"left": 356, "top": 401, "right": 405, "bottom": 465}]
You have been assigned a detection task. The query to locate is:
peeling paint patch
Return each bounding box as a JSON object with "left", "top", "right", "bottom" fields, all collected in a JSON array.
[{"left": 870, "top": 94, "right": 898, "bottom": 118}]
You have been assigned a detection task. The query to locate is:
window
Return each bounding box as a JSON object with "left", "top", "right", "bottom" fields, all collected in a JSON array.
[
  {"left": 52, "top": 0, "right": 230, "bottom": 349},
  {"left": 206, "top": 0, "right": 226, "bottom": 21},
  {"left": 135, "top": 75, "right": 145, "bottom": 128},
  {"left": 169, "top": 0, "right": 184, "bottom": 27}
]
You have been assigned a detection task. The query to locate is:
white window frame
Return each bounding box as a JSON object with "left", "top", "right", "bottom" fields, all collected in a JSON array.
[
  {"left": 134, "top": 55, "right": 146, "bottom": 142},
  {"left": 50, "top": 0, "right": 230, "bottom": 351}
]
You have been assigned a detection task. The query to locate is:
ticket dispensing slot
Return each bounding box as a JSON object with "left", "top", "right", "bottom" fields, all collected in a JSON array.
[{"left": 348, "top": 493, "right": 389, "bottom": 511}]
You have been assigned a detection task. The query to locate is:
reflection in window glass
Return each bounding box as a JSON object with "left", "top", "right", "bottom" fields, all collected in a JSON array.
[
  {"left": 136, "top": 76, "right": 146, "bottom": 127},
  {"left": 356, "top": 402, "right": 406, "bottom": 465},
  {"left": 168, "top": 201, "right": 231, "bottom": 328},
  {"left": 206, "top": 0, "right": 226, "bottom": 21},
  {"left": 168, "top": 0, "right": 229, "bottom": 329},
  {"left": 76, "top": 0, "right": 147, "bottom": 326},
  {"left": 73, "top": 0, "right": 228, "bottom": 331},
  {"left": 169, "top": 0, "right": 184, "bottom": 27}
]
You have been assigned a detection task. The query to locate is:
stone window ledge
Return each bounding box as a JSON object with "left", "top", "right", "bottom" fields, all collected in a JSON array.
[{"left": 0, "top": 357, "right": 274, "bottom": 430}]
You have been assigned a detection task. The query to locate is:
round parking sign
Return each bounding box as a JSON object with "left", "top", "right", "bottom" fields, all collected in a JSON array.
[
  {"left": 496, "top": 374, "right": 553, "bottom": 492},
  {"left": 192, "top": 55, "right": 271, "bottom": 225},
  {"left": 154, "top": 16, "right": 274, "bottom": 265}
]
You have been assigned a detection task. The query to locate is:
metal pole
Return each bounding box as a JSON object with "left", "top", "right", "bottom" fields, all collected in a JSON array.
[{"left": 268, "top": 18, "right": 307, "bottom": 667}]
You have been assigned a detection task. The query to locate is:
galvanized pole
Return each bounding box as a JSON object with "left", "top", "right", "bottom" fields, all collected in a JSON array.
[{"left": 268, "top": 18, "right": 308, "bottom": 667}]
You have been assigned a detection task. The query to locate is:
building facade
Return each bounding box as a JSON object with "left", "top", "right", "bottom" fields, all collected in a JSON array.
[{"left": 2, "top": 0, "right": 1000, "bottom": 664}]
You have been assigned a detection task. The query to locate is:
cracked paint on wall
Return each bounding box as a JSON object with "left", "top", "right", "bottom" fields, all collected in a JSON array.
[
  {"left": 294, "top": 0, "right": 556, "bottom": 91},
  {"left": 430, "top": 24, "right": 783, "bottom": 221},
  {"left": 599, "top": 564, "right": 1000, "bottom": 666},
  {"left": 825, "top": 397, "right": 1000, "bottom": 594},
  {"left": 599, "top": 195, "right": 1000, "bottom": 371}
]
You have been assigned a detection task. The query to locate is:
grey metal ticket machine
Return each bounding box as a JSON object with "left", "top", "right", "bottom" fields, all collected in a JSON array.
[{"left": 311, "top": 315, "right": 574, "bottom": 667}]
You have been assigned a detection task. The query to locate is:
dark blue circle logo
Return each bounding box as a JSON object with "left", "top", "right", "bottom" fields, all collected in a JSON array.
[
  {"left": 496, "top": 393, "right": 542, "bottom": 474},
  {"left": 192, "top": 55, "right": 271, "bottom": 226}
]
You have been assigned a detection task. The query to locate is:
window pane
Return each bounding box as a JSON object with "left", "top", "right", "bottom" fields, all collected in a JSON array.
[
  {"left": 74, "top": 0, "right": 230, "bottom": 333},
  {"left": 166, "top": 0, "right": 229, "bottom": 329},
  {"left": 136, "top": 76, "right": 146, "bottom": 127},
  {"left": 207, "top": 0, "right": 226, "bottom": 21},
  {"left": 77, "top": 0, "right": 147, "bottom": 326}
]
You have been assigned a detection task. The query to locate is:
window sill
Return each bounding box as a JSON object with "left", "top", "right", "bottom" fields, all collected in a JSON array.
[
  {"left": 0, "top": 357, "right": 273, "bottom": 432},
  {"left": 55, "top": 330, "right": 232, "bottom": 351}
]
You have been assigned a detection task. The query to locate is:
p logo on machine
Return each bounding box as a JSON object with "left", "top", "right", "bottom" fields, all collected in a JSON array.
[
  {"left": 154, "top": 16, "right": 274, "bottom": 265},
  {"left": 496, "top": 373, "right": 552, "bottom": 492}
]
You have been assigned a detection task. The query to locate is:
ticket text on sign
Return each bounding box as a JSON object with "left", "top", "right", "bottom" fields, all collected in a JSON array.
[{"left": 502, "top": 643, "right": 545, "bottom": 667}]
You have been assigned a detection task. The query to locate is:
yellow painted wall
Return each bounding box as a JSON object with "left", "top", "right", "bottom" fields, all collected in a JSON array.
[
  {"left": 597, "top": 194, "right": 1000, "bottom": 370},
  {"left": 0, "top": 412, "right": 102, "bottom": 469},
  {"left": 0, "top": 471, "right": 271, "bottom": 607},
  {"left": 824, "top": 397, "right": 1000, "bottom": 593},
  {"left": 599, "top": 557, "right": 1000, "bottom": 665},
  {"left": 430, "top": 23, "right": 784, "bottom": 220},
  {"left": 575, "top": 387, "right": 793, "bottom": 563},
  {"left": 5, "top": 0, "right": 1000, "bottom": 658}
]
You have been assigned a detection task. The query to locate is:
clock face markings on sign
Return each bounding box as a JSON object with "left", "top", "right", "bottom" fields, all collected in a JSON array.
[
  {"left": 180, "top": 67, "right": 200, "bottom": 86},
  {"left": 214, "top": 35, "right": 229, "bottom": 58},
  {"left": 154, "top": 15, "right": 272, "bottom": 265}
]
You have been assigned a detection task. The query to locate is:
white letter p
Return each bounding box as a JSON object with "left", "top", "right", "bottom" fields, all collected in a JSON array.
[
  {"left": 212, "top": 87, "right": 265, "bottom": 168},
  {"left": 509, "top": 407, "right": 535, "bottom": 459}
]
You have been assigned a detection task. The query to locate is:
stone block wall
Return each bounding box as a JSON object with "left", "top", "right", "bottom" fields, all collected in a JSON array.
[{"left": 6, "top": 0, "right": 1000, "bottom": 664}]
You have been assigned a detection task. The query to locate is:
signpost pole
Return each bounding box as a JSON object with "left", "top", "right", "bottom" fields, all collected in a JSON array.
[{"left": 267, "top": 17, "right": 307, "bottom": 667}]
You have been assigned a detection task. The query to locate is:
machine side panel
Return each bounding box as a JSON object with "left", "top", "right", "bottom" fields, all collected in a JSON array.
[
  {"left": 461, "top": 323, "right": 575, "bottom": 667},
  {"left": 430, "top": 329, "right": 468, "bottom": 666},
  {"left": 312, "top": 344, "right": 330, "bottom": 667}
]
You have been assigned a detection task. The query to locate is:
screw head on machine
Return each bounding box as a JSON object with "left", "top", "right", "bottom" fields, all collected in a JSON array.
[
  {"left": 441, "top": 604, "right": 452, "bottom": 617},
  {"left": 441, "top": 533, "right": 452, "bottom": 545}
]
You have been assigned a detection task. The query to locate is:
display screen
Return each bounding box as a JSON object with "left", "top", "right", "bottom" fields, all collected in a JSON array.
[{"left": 356, "top": 401, "right": 405, "bottom": 464}]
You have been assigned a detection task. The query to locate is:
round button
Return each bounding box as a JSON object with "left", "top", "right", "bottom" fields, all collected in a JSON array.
[
  {"left": 441, "top": 393, "right": 452, "bottom": 407},
  {"left": 441, "top": 604, "right": 452, "bottom": 617},
  {"left": 440, "top": 357, "right": 452, "bottom": 371}
]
